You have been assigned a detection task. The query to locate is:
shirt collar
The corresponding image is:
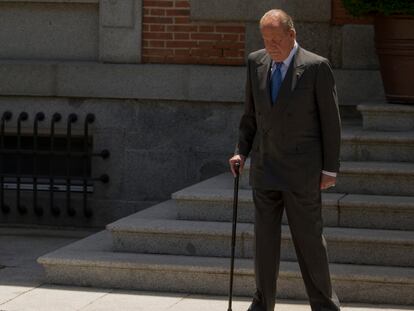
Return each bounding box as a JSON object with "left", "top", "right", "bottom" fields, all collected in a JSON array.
[{"left": 272, "top": 40, "right": 298, "bottom": 68}]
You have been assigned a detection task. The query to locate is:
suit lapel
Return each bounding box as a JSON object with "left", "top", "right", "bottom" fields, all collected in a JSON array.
[
  {"left": 256, "top": 53, "right": 272, "bottom": 111},
  {"left": 291, "top": 47, "right": 306, "bottom": 91}
]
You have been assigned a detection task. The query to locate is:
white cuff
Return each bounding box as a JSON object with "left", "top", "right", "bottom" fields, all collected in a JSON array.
[{"left": 322, "top": 170, "right": 337, "bottom": 177}]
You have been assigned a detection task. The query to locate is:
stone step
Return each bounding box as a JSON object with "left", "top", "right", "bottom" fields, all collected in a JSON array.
[
  {"left": 107, "top": 213, "right": 414, "bottom": 267},
  {"left": 334, "top": 161, "right": 414, "bottom": 196},
  {"left": 341, "top": 126, "right": 414, "bottom": 162},
  {"left": 241, "top": 161, "right": 414, "bottom": 196},
  {"left": 338, "top": 194, "right": 414, "bottom": 230},
  {"left": 357, "top": 103, "right": 414, "bottom": 131},
  {"left": 173, "top": 175, "right": 414, "bottom": 230},
  {"left": 37, "top": 230, "right": 414, "bottom": 305},
  {"left": 173, "top": 173, "right": 342, "bottom": 226}
]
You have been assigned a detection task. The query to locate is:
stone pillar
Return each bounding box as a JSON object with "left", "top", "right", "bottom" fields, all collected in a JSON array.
[{"left": 99, "top": 0, "right": 143, "bottom": 63}]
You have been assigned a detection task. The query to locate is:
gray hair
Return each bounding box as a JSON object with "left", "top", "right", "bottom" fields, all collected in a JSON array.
[{"left": 260, "top": 9, "right": 295, "bottom": 32}]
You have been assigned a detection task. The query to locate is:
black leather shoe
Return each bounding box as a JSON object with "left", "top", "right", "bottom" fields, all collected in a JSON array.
[
  {"left": 247, "top": 301, "right": 265, "bottom": 311},
  {"left": 247, "top": 290, "right": 266, "bottom": 311}
]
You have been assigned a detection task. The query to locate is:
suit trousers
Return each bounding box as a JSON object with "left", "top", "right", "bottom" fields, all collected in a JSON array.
[{"left": 251, "top": 188, "right": 341, "bottom": 311}]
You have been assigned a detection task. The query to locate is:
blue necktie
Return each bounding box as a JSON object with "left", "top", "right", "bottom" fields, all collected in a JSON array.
[{"left": 270, "top": 62, "right": 283, "bottom": 105}]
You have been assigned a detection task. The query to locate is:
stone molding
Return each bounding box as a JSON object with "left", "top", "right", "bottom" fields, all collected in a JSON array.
[
  {"left": 190, "top": 0, "right": 331, "bottom": 23},
  {"left": 0, "top": 61, "right": 384, "bottom": 104},
  {"left": 0, "top": 0, "right": 98, "bottom": 3}
]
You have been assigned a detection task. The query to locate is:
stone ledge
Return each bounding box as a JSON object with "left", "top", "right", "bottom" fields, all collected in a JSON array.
[
  {"left": 0, "top": 60, "right": 384, "bottom": 104},
  {"left": 0, "top": 0, "right": 98, "bottom": 3},
  {"left": 190, "top": 0, "right": 331, "bottom": 23},
  {"left": 0, "top": 61, "right": 245, "bottom": 102},
  {"left": 0, "top": 226, "right": 98, "bottom": 238}
]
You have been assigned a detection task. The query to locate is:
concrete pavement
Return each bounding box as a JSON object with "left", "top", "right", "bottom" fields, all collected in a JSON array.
[{"left": 0, "top": 226, "right": 413, "bottom": 311}]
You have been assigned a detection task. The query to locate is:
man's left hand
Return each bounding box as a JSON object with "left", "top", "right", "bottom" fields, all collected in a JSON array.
[{"left": 320, "top": 173, "right": 336, "bottom": 190}]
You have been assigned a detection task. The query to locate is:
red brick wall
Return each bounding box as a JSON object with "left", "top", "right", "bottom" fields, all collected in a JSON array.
[
  {"left": 331, "top": 0, "right": 373, "bottom": 25},
  {"left": 142, "top": 0, "right": 246, "bottom": 65}
]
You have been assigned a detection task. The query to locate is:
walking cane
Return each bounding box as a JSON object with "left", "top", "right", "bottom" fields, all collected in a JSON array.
[{"left": 228, "top": 161, "right": 240, "bottom": 311}]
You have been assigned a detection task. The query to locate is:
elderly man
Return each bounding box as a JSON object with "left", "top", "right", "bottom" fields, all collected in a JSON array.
[{"left": 229, "top": 9, "right": 341, "bottom": 311}]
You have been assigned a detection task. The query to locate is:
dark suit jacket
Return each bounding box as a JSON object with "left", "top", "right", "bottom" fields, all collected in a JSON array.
[{"left": 236, "top": 46, "right": 341, "bottom": 192}]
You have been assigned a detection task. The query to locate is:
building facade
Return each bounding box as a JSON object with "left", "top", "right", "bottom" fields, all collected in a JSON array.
[{"left": 0, "top": 0, "right": 384, "bottom": 227}]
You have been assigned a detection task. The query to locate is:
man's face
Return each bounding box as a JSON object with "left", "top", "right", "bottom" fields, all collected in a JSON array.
[{"left": 261, "top": 23, "right": 295, "bottom": 62}]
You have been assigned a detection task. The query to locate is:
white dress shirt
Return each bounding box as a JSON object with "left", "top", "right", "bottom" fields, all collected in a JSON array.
[{"left": 270, "top": 41, "right": 298, "bottom": 80}]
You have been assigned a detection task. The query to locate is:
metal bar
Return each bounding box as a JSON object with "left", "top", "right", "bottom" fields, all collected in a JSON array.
[
  {"left": 3, "top": 183, "right": 94, "bottom": 192},
  {"left": 83, "top": 113, "right": 94, "bottom": 218},
  {"left": 0, "top": 149, "right": 108, "bottom": 157},
  {"left": 66, "top": 113, "right": 77, "bottom": 216},
  {"left": 50, "top": 113, "right": 61, "bottom": 216},
  {"left": 17, "top": 112, "right": 28, "bottom": 214},
  {"left": 1, "top": 173, "right": 108, "bottom": 181},
  {"left": 33, "top": 112, "right": 45, "bottom": 216},
  {"left": 0, "top": 111, "right": 12, "bottom": 214}
]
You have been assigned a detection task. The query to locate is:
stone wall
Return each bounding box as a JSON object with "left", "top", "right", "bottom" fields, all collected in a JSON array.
[
  {"left": 0, "top": 0, "right": 142, "bottom": 63},
  {"left": 0, "top": 96, "right": 242, "bottom": 227},
  {"left": 0, "top": 0, "right": 385, "bottom": 228},
  {"left": 142, "top": 0, "right": 245, "bottom": 65},
  {"left": 0, "top": 1, "right": 99, "bottom": 61}
]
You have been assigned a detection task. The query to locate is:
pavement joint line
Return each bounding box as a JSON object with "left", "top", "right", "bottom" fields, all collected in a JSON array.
[
  {"left": 165, "top": 293, "right": 192, "bottom": 310},
  {"left": 76, "top": 288, "right": 114, "bottom": 311},
  {"left": 0, "top": 282, "right": 45, "bottom": 307}
]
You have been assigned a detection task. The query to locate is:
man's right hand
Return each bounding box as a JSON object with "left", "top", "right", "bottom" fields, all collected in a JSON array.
[{"left": 229, "top": 154, "right": 246, "bottom": 177}]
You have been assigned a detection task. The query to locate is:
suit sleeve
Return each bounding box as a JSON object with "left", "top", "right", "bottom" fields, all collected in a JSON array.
[
  {"left": 315, "top": 60, "right": 341, "bottom": 173},
  {"left": 235, "top": 57, "right": 257, "bottom": 157}
]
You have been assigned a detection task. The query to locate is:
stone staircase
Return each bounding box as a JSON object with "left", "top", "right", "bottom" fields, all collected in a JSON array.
[{"left": 38, "top": 103, "right": 414, "bottom": 305}]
